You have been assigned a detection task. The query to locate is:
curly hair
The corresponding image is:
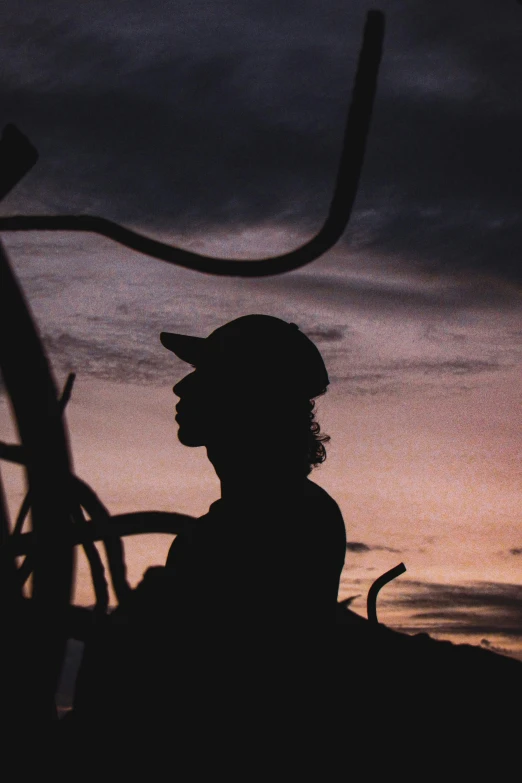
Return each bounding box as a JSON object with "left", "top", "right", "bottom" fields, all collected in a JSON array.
[
  {"left": 306, "top": 397, "right": 330, "bottom": 473},
  {"left": 210, "top": 382, "right": 330, "bottom": 476},
  {"left": 273, "top": 391, "right": 330, "bottom": 476}
]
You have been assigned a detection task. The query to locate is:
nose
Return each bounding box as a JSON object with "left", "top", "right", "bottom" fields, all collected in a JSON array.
[{"left": 173, "top": 370, "right": 196, "bottom": 398}]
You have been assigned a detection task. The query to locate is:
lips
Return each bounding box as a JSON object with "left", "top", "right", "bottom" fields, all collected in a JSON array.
[
  {"left": 175, "top": 404, "right": 200, "bottom": 422},
  {"left": 175, "top": 405, "right": 188, "bottom": 422}
]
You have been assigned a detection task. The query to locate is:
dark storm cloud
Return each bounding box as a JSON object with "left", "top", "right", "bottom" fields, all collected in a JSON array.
[
  {"left": 394, "top": 579, "right": 522, "bottom": 639},
  {"left": 2, "top": 225, "right": 515, "bottom": 391},
  {"left": 346, "top": 541, "right": 401, "bottom": 553},
  {"left": 1, "top": 0, "right": 521, "bottom": 280},
  {"left": 0, "top": 0, "right": 364, "bottom": 226},
  {"left": 41, "top": 331, "right": 176, "bottom": 385},
  {"left": 262, "top": 270, "right": 522, "bottom": 313},
  {"left": 346, "top": 541, "right": 370, "bottom": 553},
  {"left": 387, "top": 358, "right": 502, "bottom": 376},
  {"left": 29, "top": 335, "right": 509, "bottom": 392},
  {"left": 304, "top": 327, "right": 345, "bottom": 343}
]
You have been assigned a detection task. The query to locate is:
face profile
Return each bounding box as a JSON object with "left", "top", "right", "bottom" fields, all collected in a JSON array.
[
  {"left": 162, "top": 315, "right": 331, "bottom": 478},
  {"left": 173, "top": 363, "right": 267, "bottom": 451},
  {"left": 173, "top": 369, "right": 216, "bottom": 447}
]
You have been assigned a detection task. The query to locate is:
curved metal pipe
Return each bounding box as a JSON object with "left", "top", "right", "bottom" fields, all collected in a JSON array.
[
  {"left": 0, "top": 11, "right": 385, "bottom": 277},
  {"left": 0, "top": 239, "right": 75, "bottom": 717},
  {"left": 367, "top": 562, "right": 406, "bottom": 624},
  {"left": 11, "top": 510, "right": 196, "bottom": 556}
]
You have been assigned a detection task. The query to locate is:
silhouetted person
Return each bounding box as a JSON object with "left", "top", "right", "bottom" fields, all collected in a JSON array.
[
  {"left": 158, "top": 314, "right": 346, "bottom": 627},
  {"left": 72, "top": 315, "right": 346, "bottom": 758}
]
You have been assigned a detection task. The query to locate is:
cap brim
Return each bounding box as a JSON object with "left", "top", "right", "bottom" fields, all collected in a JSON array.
[{"left": 160, "top": 332, "right": 205, "bottom": 365}]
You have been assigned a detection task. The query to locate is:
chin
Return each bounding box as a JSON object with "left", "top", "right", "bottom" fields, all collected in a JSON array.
[{"left": 177, "top": 427, "right": 206, "bottom": 447}]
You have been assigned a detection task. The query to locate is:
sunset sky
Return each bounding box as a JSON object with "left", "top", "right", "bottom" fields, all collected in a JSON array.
[{"left": 0, "top": 0, "right": 521, "bottom": 662}]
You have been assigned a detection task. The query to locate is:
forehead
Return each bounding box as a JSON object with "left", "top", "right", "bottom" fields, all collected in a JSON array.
[{"left": 179, "top": 362, "right": 271, "bottom": 397}]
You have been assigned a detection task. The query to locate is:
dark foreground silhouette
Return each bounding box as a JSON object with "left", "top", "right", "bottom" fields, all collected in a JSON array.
[
  {"left": 61, "top": 591, "right": 522, "bottom": 771},
  {"left": 65, "top": 317, "right": 347, "bottom": 767},
  {"left": 60, "top": 317, "right": 521, "bottom": 771}
]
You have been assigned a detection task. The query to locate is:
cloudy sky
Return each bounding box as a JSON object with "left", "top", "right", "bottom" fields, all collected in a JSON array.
[{"left": 1, "top": 0, "right": 521, "bottom": 661}]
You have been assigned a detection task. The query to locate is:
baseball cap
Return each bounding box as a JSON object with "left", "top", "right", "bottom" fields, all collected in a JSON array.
[{"left": 160, "top": 314, "right": 329, "bottom": 399}]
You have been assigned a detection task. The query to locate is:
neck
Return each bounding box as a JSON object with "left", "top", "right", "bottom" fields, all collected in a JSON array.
[{"left": 206, "top": 443, "right": 305, "bottom": 502}]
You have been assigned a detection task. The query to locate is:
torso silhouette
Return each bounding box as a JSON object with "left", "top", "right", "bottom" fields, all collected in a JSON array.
[
  {"left": 73, "top": 477, "right": 346, "bottom": 727},
  {"left": 163, "top": 477, "right": 344, "bottom": 625}
]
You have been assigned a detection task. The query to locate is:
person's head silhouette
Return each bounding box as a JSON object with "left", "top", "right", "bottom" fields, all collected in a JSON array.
[{"left": 161, "top": 315, "right": 330, "bottom": 487}]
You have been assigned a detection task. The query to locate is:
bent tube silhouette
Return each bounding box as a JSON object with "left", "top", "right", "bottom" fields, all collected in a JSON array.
[
  {"left": 1, "top": 449, "right": 138, "bottom": 604},
  {"left": 367, "top": 562, "right": 406, "bottom": 624},
  {"left": 13, "top": 373, "right": 75, "bottom": 537},
  {"left": 0, "top": 124, "right": 38, "bottom": 202},
  {"left": 0, "top": 239, "right": 75, "bottom": 717},
  {"left": 0, "top": 11, "right": 385, "bottom": 277},
  {"left": 12, "top": 510, "right": 196, "bottom": 557}
]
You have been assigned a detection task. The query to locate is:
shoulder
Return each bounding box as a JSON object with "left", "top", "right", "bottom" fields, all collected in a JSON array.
[
  {"left": 281, "top": 479, "right": 346, "bottom": 547},
  {"left": 165, "top": 503, "right": 220, "bottom": 567},
  {"left": 299, "top": 480, "right": 346, "bottom": 554},
  {"left": 301, "top": 479, "right": 344, "bottom": 520},
  {"left": 301, "top": 478, "right": 338, "bottom": 504}
]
